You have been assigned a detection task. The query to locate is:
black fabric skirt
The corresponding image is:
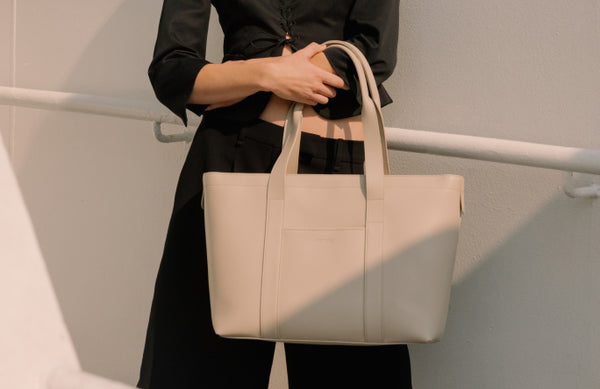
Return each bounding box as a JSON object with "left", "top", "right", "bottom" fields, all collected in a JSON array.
[{"left": 137, "top": 115, "right": 412, "bottom": 389}]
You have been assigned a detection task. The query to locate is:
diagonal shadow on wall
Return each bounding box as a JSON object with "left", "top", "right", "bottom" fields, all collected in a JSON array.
[{"left": 410, "top": 192, "right": 599, "bottom": 389}]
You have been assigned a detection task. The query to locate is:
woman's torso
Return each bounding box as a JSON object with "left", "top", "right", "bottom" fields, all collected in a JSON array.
[{"left": 210, "top": 0, "right": 365, "bottom": 140}]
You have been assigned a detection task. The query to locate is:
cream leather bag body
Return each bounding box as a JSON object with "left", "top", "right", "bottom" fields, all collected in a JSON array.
[{"left": 202, "top": 41, "right": 465, "bottom": 345}]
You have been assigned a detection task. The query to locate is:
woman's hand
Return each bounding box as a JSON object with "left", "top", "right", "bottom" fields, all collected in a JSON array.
[{"left": 260, "top": 42, "right": 347, "bottom": 106}]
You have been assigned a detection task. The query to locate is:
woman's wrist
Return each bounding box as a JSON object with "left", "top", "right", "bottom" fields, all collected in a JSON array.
[{"left": 247, "top": 57, "right": 276, "bottom": 93}]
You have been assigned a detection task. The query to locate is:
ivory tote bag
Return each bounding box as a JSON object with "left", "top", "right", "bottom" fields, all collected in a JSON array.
[{"left": 201, "top": 40, "right": 465, "bottom": 345}]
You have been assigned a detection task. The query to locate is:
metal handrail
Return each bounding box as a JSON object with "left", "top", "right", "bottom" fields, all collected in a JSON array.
[{"left": 1, "top": 86, "right": 598, "bottom": 198}]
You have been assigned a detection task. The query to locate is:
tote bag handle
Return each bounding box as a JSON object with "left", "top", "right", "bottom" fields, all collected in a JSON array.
[{"left": 269, "top": 40, "right": 391, "bottom": 203}]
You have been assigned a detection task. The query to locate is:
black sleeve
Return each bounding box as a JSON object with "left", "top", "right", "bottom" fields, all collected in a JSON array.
[
  {"left": 148, "top": 0, "right": 213, "bottom": 126},
  {"left": 314, "top": 0, "right": 399, "bottom": 119}
]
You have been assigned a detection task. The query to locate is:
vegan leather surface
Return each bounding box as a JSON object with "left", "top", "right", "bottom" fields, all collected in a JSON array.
[{"left": 202, "top": 41, "right": 464, "bottom": 345}]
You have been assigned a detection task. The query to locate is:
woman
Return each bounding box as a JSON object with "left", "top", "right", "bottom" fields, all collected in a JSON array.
[{"left": 138, "top": 1, "right": 411, "bottom": 388}]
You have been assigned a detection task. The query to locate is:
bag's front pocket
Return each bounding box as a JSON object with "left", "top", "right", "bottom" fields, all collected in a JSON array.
[{"left": 277, "top": 228, "right": 365, "bottom": 342}]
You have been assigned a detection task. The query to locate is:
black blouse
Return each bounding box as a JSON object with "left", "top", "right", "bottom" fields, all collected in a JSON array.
[{"left": 148, "top": 0, "right": 399, "bottom": 126}]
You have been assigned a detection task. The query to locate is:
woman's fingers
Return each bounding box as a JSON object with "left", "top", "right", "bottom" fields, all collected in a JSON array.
[
  {"left": 314, "top": 83, "right": 337, "bottom": 99},
  {"left": 297, "top": 42, "right": 326, "bottom": 59},
  {"left": 318, "top": 69, "right": 346, "bottom": 90},
  {"left": 309, "top": 92, "right": 329, "bottom": 105},
  {"left": 299, "top": 81, "right": 337, "bottom": 105}
]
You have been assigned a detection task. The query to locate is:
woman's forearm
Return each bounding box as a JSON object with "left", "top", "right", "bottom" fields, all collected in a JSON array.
[
  {"left": 187, "top": 57, "right": 269, "bottom": 106},
  {"left": 187, "top": 43, "right": 346, "bottom": 109}
]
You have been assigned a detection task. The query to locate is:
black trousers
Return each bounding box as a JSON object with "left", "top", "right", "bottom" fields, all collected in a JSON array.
[{"left": 137, "top": 116, "right": 412, "bottom": 389}]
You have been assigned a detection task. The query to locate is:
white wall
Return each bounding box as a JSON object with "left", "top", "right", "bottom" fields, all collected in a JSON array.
[
  {"left": 390, "top": 2, "right": 600, "bottom": 388},
  {"left": 3, "top": 0, "right": 599, "bottom": 388},
  {"left": 3, "top": 0, "right": 185, "bottom": 384}
]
